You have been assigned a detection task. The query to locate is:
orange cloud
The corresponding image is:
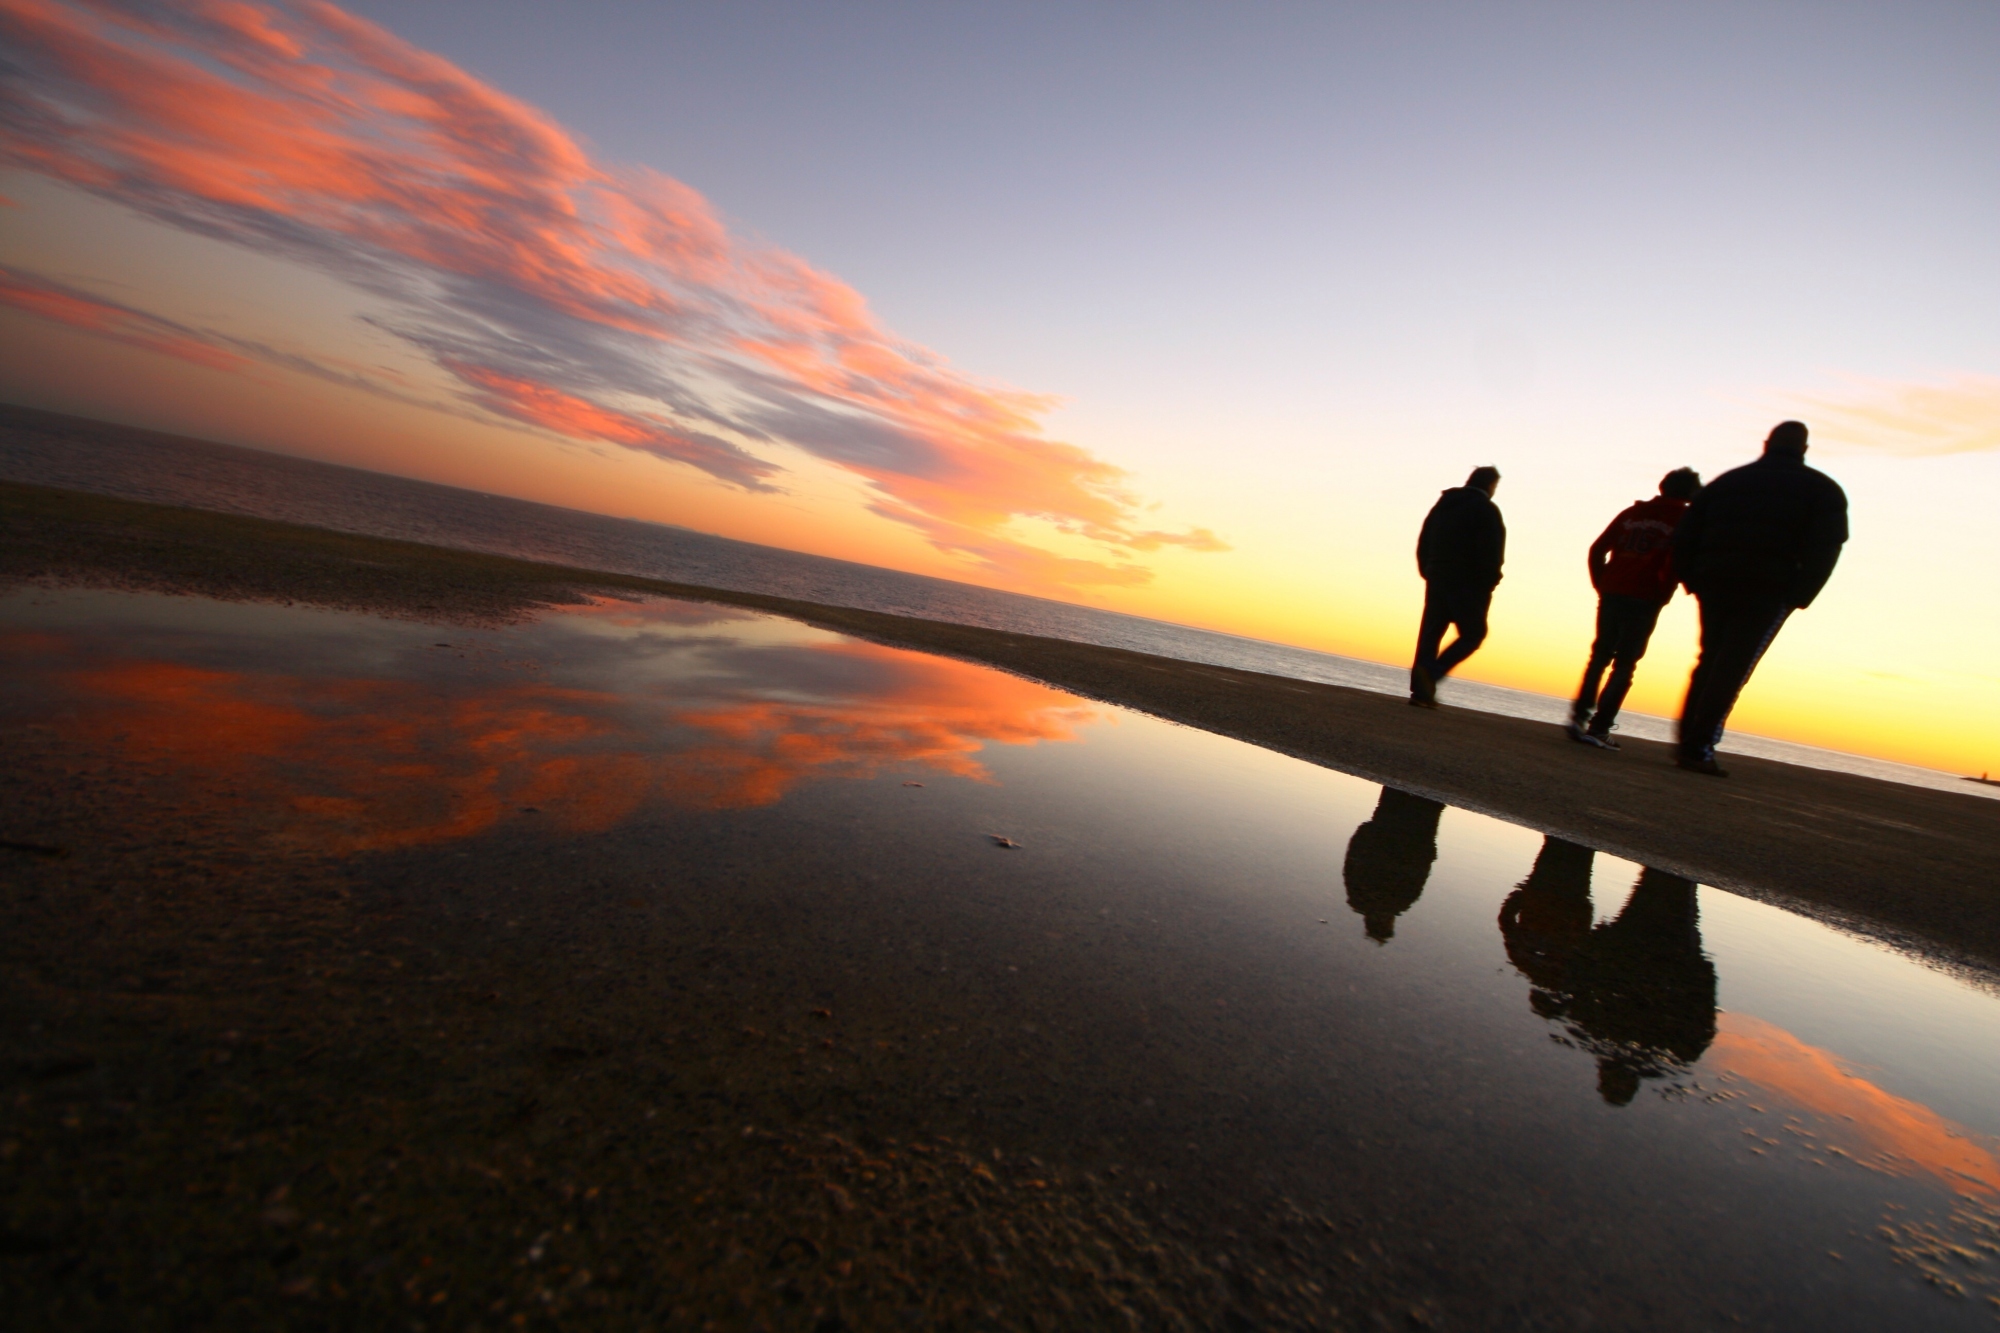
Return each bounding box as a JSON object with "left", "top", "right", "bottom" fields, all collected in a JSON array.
[
  {"left": 446, "top": 360, "right": 781, "bottom": 491},
  {"left": 0, "top": 0, "right": 1224, "bottom": 589},
  {"left": 1710, "top": 1012, "right": 2000, "bottom": 1197},
  {"left": 0, "top": 264, "right": 244, "bottom": 370},
  {"left": 1794, "top": 373, "right": 2000, "bottom": 456},
  {"left": 7, "top": 627, "right": 1093, "bottom": 854}
]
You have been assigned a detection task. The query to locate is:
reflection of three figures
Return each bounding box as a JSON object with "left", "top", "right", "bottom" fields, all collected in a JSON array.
[{"left": 1342, "top": 788, "right": 1716, "bottom": 1104}]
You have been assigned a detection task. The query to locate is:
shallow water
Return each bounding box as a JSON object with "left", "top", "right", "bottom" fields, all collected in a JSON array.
[
  {"left": 4, "top": 587, "right": 1997, "bottom": 1327},
  {"left": 4, "top": 411, "right": 1989, "bottom": 800}
]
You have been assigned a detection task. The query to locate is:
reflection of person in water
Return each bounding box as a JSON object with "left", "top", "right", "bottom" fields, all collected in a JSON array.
[
  {"left": 1499, "top": 837, "right": 1718, "bottom": 1105},
  {"left": 1342, "top": 787, "right": 1446, "bottom": 943}
]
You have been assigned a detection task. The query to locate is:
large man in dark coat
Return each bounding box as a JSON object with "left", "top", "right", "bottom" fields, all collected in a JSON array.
[
  {"left": 1409, "top": 465, "right": 1505, "bottom": 707},
  {"left": 1671, "top": 421, "right": 1848, "bottom": 775}
]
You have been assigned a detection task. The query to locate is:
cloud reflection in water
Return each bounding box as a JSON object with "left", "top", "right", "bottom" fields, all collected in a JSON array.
[
  {"left": 1339, "top": 812, "right": 2000, "bottom": 1209},
  {"left": 2, "top": 597, "right": 1096, "bottom": 854}
]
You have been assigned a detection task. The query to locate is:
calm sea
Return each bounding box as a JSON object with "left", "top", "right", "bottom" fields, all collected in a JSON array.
[{"left": 4, "top": 405, "right": 1985, "bottom": 799}]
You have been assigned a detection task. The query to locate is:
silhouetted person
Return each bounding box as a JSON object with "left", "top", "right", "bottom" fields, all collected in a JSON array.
[
  {"left": 1342, "top": 787, "right": 1445, "bottom": 942},
  {"left": 1410, "top": 466, "right": 1504, "bottom": 708},
  {"left": 1497, "top": 837, "right": 1597, "bottom": 998},
  {"left": 1500, "top": 841, "right": 1717, "bottom": 1105},
  {"left": 1564, "top": 869, "right": 1718, "bottom": 1104},
  {"left": 1566, "top": 468, "right": 1702, "bottom": 749},
  {"left": 1671, "top": 421, "right": 1847, "bottom": 776}
]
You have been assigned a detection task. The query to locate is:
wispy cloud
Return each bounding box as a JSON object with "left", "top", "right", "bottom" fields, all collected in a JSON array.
[
  {"left": 0, "top": 261, "right": 494, "bottom": 416},
  {"left": 0, "top": 262, "right": 244, "bottom": 369},
  {"left": 0, "top": 0, "right": 1224, "bottom": 587},
  {"left": 1796, "top": 373, "right": 2000, "bottom": 457}
]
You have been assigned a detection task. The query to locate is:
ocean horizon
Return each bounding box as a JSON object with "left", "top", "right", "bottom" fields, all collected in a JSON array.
[{"left": 4, "top": 403, "right": 1986, "bottom": 800}]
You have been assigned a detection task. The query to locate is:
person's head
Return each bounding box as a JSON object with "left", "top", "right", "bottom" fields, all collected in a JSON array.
[
  {"left": 1466, "top": 465, "right": 1501, "bottom": 496},
  {"left": 1658, "top": 467, "right": 1701, "bottom": 500},
  {"left": 1764, "top": 420, "right": 1809, "bottom": 457}
]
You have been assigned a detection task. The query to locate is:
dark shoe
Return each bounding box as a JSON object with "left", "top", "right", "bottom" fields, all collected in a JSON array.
[
  {"left": 1408, "top": 693, "right": 1438, "bottom": 710},
  {"left": 1410, "top": 666, "right": 1438, "bottom": 706},
  {"left": 1676, "top": 755, "right": 1727, "bottom": 777}
]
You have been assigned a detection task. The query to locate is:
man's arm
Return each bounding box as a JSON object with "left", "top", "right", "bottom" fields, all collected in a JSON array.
[
  {"left": 1587, "top": 510, "right": 1627, "bottom": 592},
  {"left": 1672, "top": 491, "right": 1711, "bottom": 590},
  {"left": 1415, "top": 500, "right": 1442, "bottom": 580},
  {"left": 1792, "top": 479, "right": 1850, "bottom": 609},
  {"left": 1484, "top": 505, "right": 1506, "bottom": 587}
]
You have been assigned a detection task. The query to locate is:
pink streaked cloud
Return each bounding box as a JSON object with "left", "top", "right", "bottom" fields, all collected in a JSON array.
[
  {"left": 0, "top": 263, "right": 245, "bottom": 370},
  {"left": 445, "top": 360, "right": 781, "bottom": 492},
  {"left": 0, "top": 0, "right": 1224, "bottom": 588},
  {"left": 1796, "top": 373, "right": 2000, "bottom": 457}
]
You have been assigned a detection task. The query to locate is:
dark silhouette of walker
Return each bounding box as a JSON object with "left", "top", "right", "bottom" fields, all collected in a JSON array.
[
  {"left": 1567, "top": 467, "right": 1702, "bottom": 750},
  {"left": 1408, "top": 466, "right": 1505, "bottom": 708},
  {"left": 1342, "top": 786, "right": 1446, "bottom": 942},
  {"left": 1498, "top": 837, "right": 1717, "bottom": 1105},
  {"left": 1671, "top": 420, "right": 1848, "bottom": 776}
]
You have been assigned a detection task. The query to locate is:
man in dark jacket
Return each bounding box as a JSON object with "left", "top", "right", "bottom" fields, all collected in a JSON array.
[
  {"left": 1671, "top": 421, "right": 1848, "bottom": 776},
  {"left": 1566, "top": 467, "right": 1702, "bottom": 749},
  {"left": 1410, "top": 465, "right": 1504, "bottom": 707}
]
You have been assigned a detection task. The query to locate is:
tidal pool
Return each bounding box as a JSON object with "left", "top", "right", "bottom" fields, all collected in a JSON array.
[{"left": 4, "top": 587, "right": 1996, "bottom": 1329}]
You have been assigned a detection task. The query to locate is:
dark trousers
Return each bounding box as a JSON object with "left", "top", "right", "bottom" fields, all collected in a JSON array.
[
  {"left": 1412, "top": 581, "right": 1492, "bottom": 693},
  {"left": 1573, "top": 593, "right": 1664, "bottom": 732},
  {"left": 1677, "top": 590, "right": 1792, "bottom": 762}
]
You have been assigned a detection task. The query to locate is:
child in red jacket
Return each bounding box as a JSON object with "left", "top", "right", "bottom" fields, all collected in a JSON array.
[{"left": 1568, "top": 468, "right": 1702, "bottom": 749}]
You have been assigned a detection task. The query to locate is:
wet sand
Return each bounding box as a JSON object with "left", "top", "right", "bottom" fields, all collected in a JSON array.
[{"left": 8, "top": 478, "right": 1995, "bottom": 982}]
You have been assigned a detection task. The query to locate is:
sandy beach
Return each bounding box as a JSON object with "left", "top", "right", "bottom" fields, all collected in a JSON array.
[{"left": 8, "top": 478, "right": 1995, "bottom": 982}]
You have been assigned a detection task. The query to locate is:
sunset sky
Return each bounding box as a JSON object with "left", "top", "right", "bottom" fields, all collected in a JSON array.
[{"left": 2, "top": 0, "right": 1996, "bottom": 775}]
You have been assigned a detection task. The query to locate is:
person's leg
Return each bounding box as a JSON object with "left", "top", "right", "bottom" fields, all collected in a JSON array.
[
  {"left": 1410, "top": 584, "right": 1452, "bottom": 699},
  {"left": 1688, "top": 596, "right": 1784, "bottom": 752},
  {"left": 1588, "top": 597, "right": 1663, "bottom": 736},
  {"left": 1432, "top": 586, "right": 1492, "bottom": 678},
  {"left": 1678, "top": 592, "right": 1790, "bottom": 764},
  {"left": 1678, "top": 599, "right": 1720, "bottom": 754},
  {"left": 1573, "top": 598, "right": 1618, "bottom": 724},
  {"left": 1679, "top": 596, "right": 1734, "bottom": 760},
  {"left": 1705, "top": 600, "right": 1790, "bottom": 751}
]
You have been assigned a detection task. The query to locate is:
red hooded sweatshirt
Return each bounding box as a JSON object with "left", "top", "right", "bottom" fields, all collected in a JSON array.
[{"left": 1590, "top": 495, "right": 1690, "bottom": 604}]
